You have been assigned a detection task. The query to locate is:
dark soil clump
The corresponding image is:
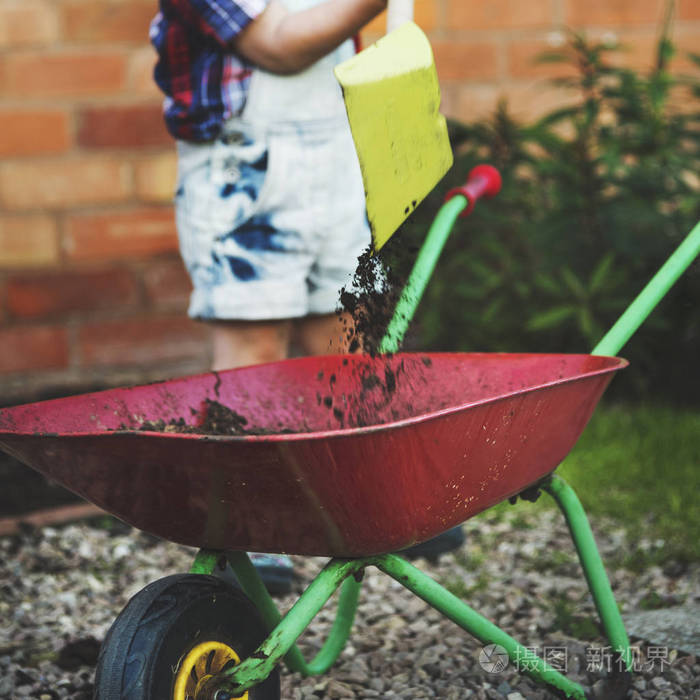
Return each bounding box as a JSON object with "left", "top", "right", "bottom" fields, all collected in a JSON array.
[
  {"left": 198, "top": 398, "right": 248, "bottom": 434},
  {"left": 338, "top": 247, "right": 395, "bottom": 355},
  {"left": 134, "top": 399, "right": 287, "bottom": 437},
  {"left": 331, "top": 229, "right": 427, "bottom": 426},
  {"left": 338, "top": 233, "right": 417, "bottom": 355}
]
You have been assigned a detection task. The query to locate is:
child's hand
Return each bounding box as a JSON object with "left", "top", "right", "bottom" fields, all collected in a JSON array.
[{"left": 233, "top": 0, "right": 386, "bottom": 73}]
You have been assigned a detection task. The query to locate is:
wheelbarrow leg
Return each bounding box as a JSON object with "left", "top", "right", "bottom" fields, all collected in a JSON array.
[
  {"left": 224, "top": 550, "right": 362, "bottom": 677},
  {"left": 371, "top": 552, "right": 588, "bottom": 699},
  {"left": 543, "top": 475, "right": 633, "bottom": 673},
  {"left": 189, "top": 552, "right": 364, "bottom": 698},
  {"left": 190, "top": 548, "right": 362, "bottom": 676}
]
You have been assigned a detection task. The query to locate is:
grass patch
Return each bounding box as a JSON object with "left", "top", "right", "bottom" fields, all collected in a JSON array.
[
  {"left": 529, "top": 549, "right": 576, "bottom": 574},
  {"left": 555, "top": 402, "right": 700, "bottom": 563},
  {"left": 443, "top": 571, "right": 490, "bottom": 599},
  {"left": 549, "top": 595, "right": 601, "bottom": 640}
]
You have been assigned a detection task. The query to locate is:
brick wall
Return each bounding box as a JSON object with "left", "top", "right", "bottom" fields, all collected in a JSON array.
[{"left": 1, "top": 0, "right": 699, "bottom": 402}]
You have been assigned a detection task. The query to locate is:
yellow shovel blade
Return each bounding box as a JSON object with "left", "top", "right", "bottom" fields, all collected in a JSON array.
[{"left": 335, "top": 22, "right": 453, "bottom": 251}]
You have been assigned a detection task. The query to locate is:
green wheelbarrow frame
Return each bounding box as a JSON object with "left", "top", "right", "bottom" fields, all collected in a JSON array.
[{"left": 188, "top": 189, "right": 700, "bottom": 700}]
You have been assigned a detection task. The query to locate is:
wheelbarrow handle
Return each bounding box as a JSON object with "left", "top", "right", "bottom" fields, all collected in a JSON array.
[
  {"left": 444, "top": 164, "right": 503, "bottom": 217},
  {"left": 379, "top": 165, "right": 502, "bottom": 354},
  {"left": 593, "top": 219, "right": 700, "bottom": 356}
]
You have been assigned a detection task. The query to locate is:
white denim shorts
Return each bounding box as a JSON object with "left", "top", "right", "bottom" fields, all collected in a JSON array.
[
  {"left": 175, "top": 25, "right": 369, "bottom": 321},
  {"left": 175, "top": 115, "right": 369, "bottom": 321}
]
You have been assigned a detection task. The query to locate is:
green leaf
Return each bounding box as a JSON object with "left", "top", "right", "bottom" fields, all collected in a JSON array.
[
  {"left": 534, "top": 273, "right": 562, "bottom": 296},
  {"left": 483, "top": 297, "right": 505, "bottom": 323},
  {"left": 589, "top": 252, "right": 616, "bottom": 294},
  {"left": 577, "top": 306, "right": 598, "bottom": 340},
  {"left": 561, "top": 267, "right": 587, "bottom": 299},
  {"left": 534, "top": 107, "right": 583, "bottom": 129},
  {"left": 527, "top": 305, "right": 577, "bottom": 331}
]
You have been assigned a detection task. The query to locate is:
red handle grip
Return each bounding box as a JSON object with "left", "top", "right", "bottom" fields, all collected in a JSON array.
[{"left": 444, "top": 164, "right": 502, "bottom": 217}]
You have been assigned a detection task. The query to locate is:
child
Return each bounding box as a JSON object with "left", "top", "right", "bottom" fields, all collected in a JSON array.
[{"left": 150, "top": 0, "right": 388, "bottom": 371}]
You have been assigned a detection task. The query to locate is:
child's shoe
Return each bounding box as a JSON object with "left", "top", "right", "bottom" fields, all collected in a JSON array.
[
  {"left": 248, "top": 553, "right": 295, "bottom": 595},
  {"left": 400, "top": 525, "right": 465, "bottom": 563}
]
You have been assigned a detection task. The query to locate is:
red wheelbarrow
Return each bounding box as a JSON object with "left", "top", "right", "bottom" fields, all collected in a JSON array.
[{"left": 1, "top": 167, "right": 698, "bottom": 700}]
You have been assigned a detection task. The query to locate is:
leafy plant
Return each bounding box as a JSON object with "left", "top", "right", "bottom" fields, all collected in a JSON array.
[{"left": 386, "top": 2, "right": 700, "bottom": 402}]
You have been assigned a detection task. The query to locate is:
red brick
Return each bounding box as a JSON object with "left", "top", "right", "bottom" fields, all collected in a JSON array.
[
  {"left": 2, "top": 51, "right": 127, "bottom": 97},
  {"left": 0, "top": 109, "right": 71, "bottom": 157},
  {"left": 507, "top": 39, "right": 580, "bottom": 80},
  {"left": 565, "top": 0, "right": 665, "bottom": 27},
  {"left": 0, "top": 325, "right": 69, "bottom": 373},
  {"left": 6, "top": 268, "right": 139, "bottom": 320},
  {"left": 78, "top": 103, "right": 170, "bottom": 149},
  {"left": 0, "top": 157, "right": 131, "bottom": 211},
  {"left": 432, "top": 41, "right": 501, "bottom": 82},
  {"left": 134, "top": 152, "right": 177, "bottom": 203},
  {"left": 598, "top": 32, "right": 661, "bottom": 71},
  {"left": 142, "top": 258, "right": 192, "bottom": 309},
  {"left": 0, "top": 215, "right": 59, "bottom": 268},
  {"left": 62, "top": 2, "right": 157, "bottom": 44},
  {"left": 437, "top": 83, "right": 460, "bottom": 120},
  {"left": 674, "top": 32, "right": 700, "bottom": 73},
  {"left": 447, "top": 0, "right": 552, "bottom": 31},
  {"left": 78, "top": 315, "right": 207, "bottom": 367},
  {"left": 128, "top": 47, "right": 162, "bottom": 97},
  {"left": 577, "top": 29, "right": 700, "bottom": 74},
  {"left": 450, "top": 84, "right": 505, "bottom": 122},
  {"left": 0, "top": 1, "right": 59, "bottom": 49},
  {"left": 65, "top": 208, "right": 178, "bottom": 261},
  {"left": 678, "top": 0, "right": 700, "bottom": 21},
  {"left": 487, "top": 81, "right": 581, "bottom": 122}
]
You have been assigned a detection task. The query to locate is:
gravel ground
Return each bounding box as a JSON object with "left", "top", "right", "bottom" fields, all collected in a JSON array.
[{"left": 1, "top": 506, "right": 698, "bottom": 699}]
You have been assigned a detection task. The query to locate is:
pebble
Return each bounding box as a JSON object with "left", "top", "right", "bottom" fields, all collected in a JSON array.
[{"left": 1, "top": 508, "right": 698, "bottom": 698}]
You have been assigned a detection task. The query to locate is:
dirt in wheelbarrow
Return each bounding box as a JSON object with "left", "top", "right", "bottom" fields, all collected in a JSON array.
[
  {"left": 314, "top": 353, "right": 437, "bottom": 429},
  {"left": 135, "top": 399, "right": 295, "bottom": 437},
  {"left": 136, "top": 236, "right": 437, "bottom": 437},
  {"left": 135, "top": 353, "right": 438, "bottom": 436}
]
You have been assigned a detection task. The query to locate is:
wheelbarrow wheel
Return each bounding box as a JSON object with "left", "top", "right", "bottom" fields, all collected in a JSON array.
[{"left": 93, "top": 574, "right": 280, "bottom": 700}]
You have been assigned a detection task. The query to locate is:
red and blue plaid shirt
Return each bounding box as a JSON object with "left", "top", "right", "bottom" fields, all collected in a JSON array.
[{"left": 150, "top": 0, "right": 268, "bottom": 142}]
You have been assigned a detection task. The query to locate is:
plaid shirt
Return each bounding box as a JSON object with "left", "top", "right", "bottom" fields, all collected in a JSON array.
[{"left": 150, "top": 0, "right": 268, "bottom": 142}]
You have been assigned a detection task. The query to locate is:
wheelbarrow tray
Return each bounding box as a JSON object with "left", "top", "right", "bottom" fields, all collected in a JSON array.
[{"left": 0, "top": 352, "right": 625, "bottom": 556}]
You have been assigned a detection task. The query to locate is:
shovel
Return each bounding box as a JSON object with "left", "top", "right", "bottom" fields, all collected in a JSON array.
[{"left": 334, "top": 0, "right": 453, "bottom": 251}]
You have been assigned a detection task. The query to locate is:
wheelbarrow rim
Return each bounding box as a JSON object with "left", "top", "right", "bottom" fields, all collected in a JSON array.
[{"left": 0, "top": 352, "right": 628, "bottom": 443}]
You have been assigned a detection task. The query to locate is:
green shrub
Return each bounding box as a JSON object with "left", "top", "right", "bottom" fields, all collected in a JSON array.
[{"left": 387, "top": 6, "right": 700, "bottom": 402}]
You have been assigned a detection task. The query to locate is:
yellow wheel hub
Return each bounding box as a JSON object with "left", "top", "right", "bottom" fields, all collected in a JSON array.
[{"left": 173, "top": 640, "right": 247, "bottom": 700}]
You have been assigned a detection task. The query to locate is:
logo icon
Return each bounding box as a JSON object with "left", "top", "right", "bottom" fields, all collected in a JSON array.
[{"left": 478, "top": 644, "right": 509, "bottom": 674}]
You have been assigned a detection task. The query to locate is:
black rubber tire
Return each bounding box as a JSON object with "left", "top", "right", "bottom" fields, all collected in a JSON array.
[{"left": 93, "top": 574, "right": 280, "bottom": 700}]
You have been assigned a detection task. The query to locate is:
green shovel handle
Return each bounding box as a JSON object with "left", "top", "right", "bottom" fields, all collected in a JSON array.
[
  {"left": 379, "top": 165, "right": 502, "bottom": 354},
  {"left": 380, "top": 161, "right": 699, "bottom": 359}
]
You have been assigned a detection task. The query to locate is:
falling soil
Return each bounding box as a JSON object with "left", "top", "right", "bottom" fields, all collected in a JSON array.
[
  {"left": 338, "top": 247, "right": 394, "bottom": 354},
  {"left": 337, "top": 231, "right": 418, "bottom": 356},
  {"left": 330, "top": 231, "right": 428, "bottom": 427}
]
